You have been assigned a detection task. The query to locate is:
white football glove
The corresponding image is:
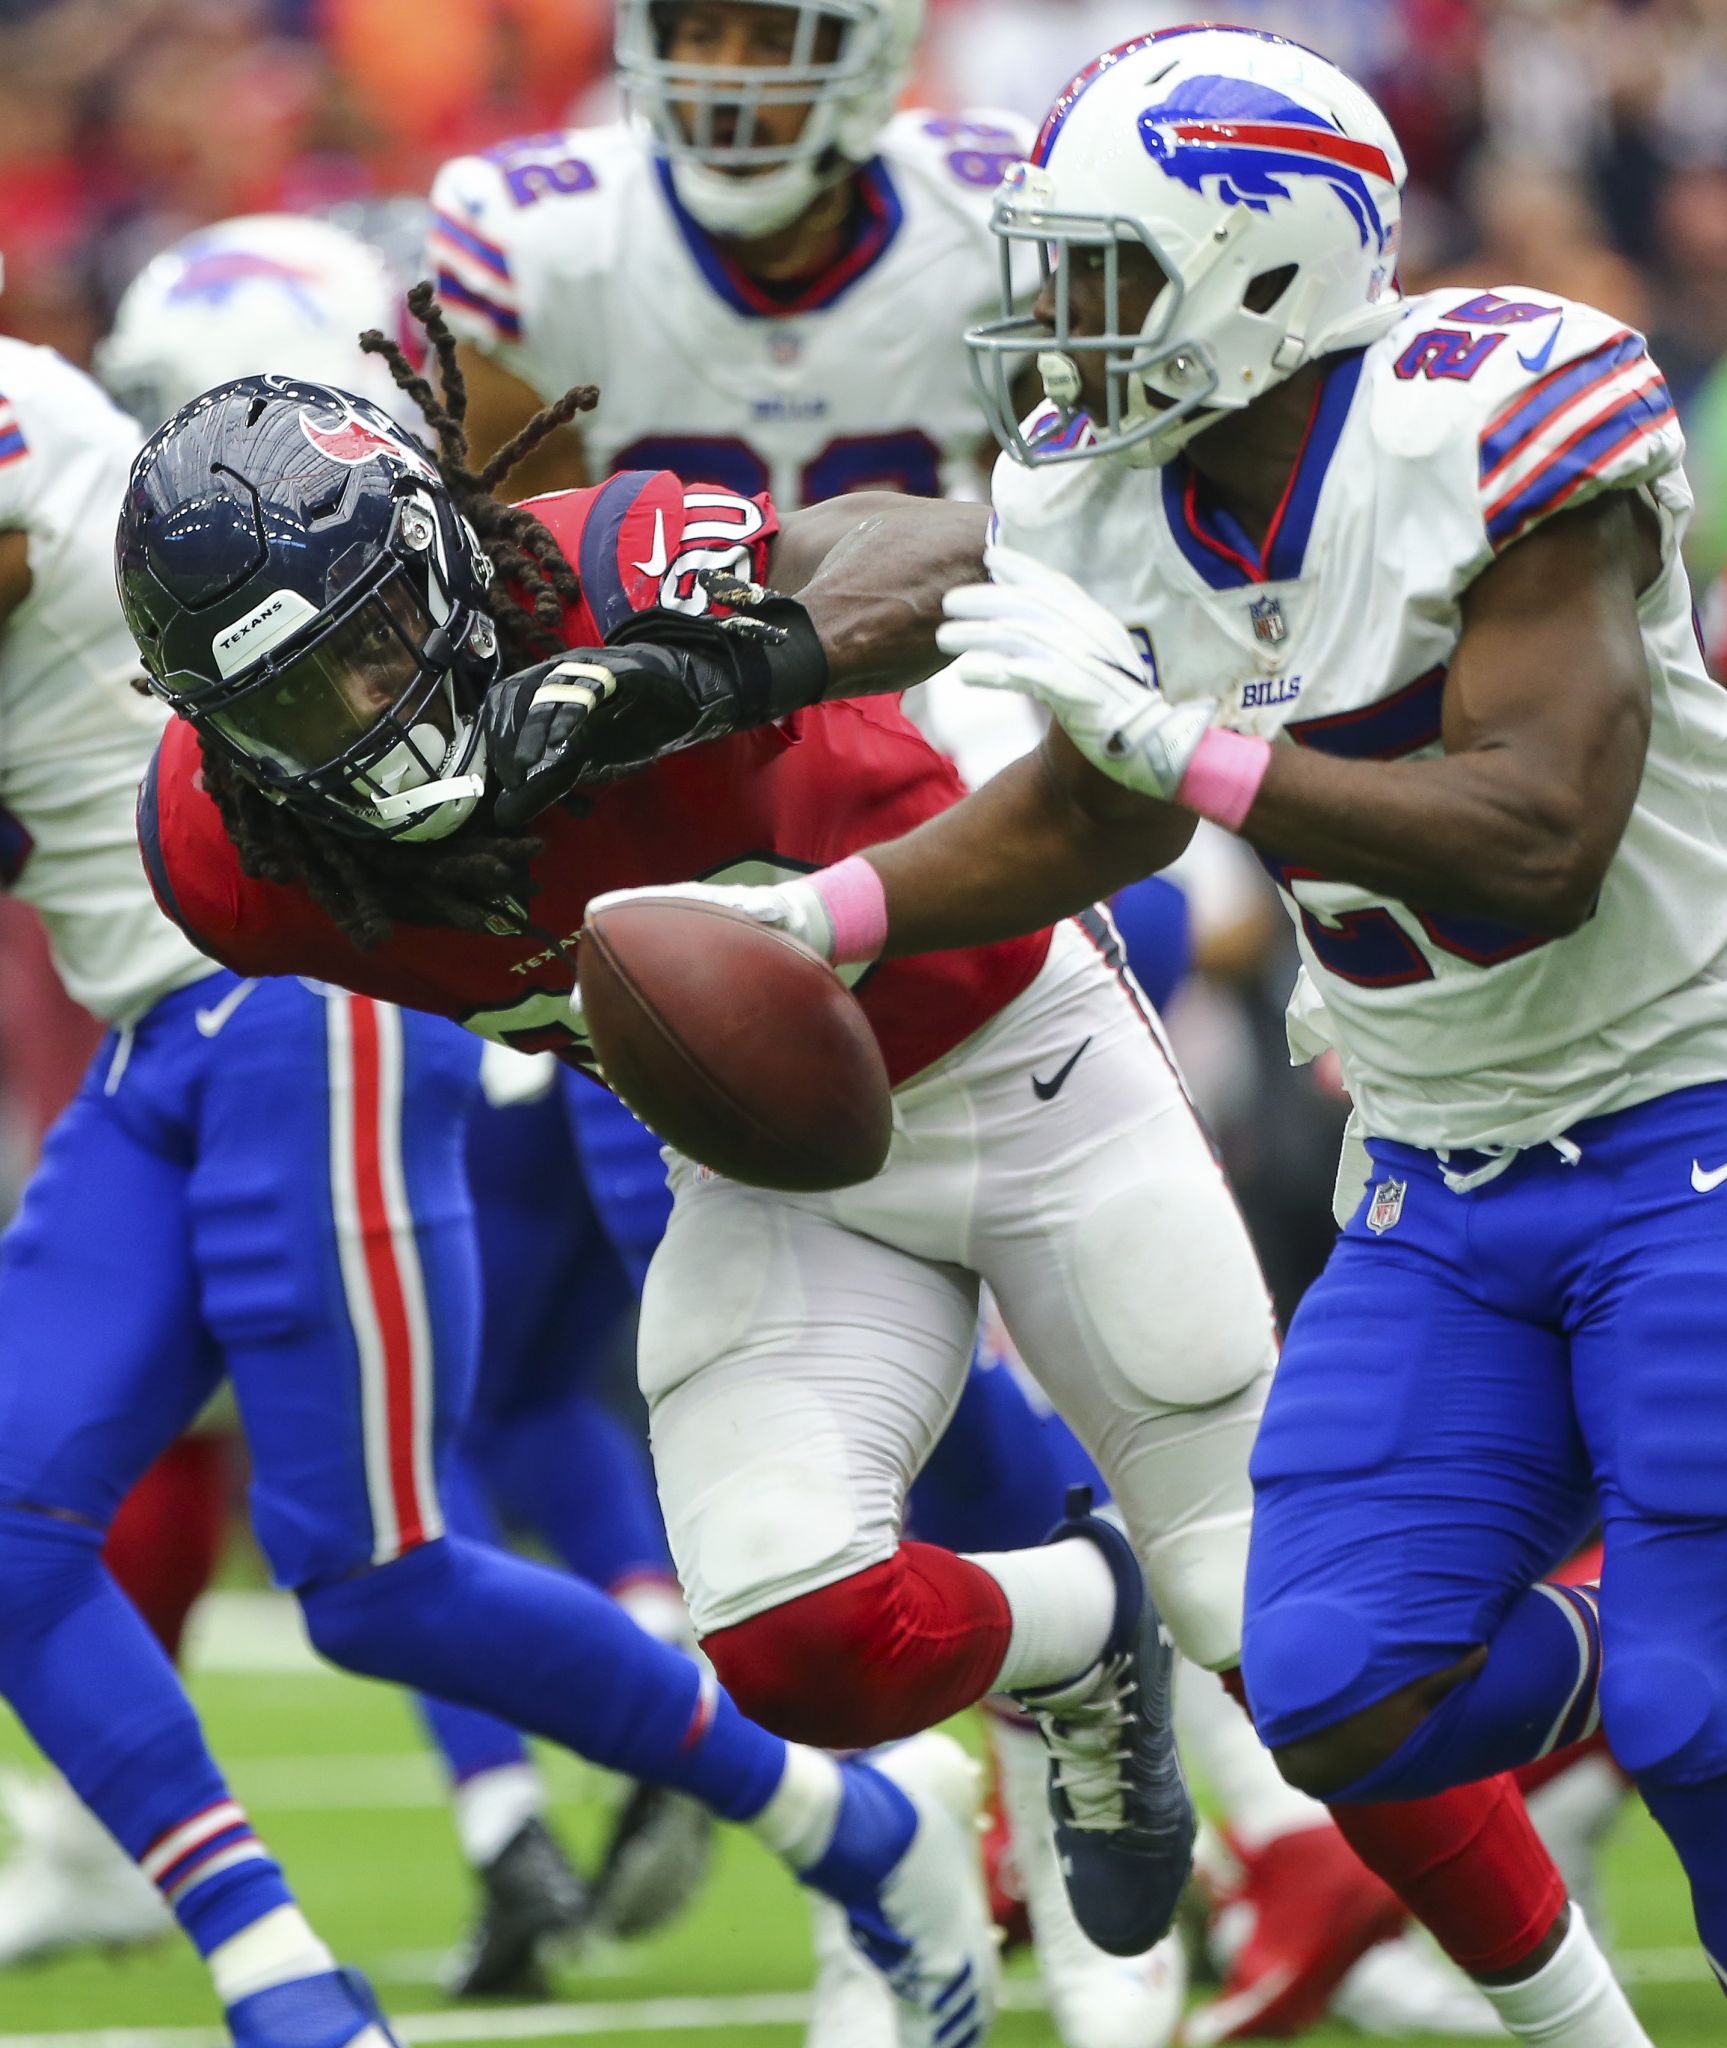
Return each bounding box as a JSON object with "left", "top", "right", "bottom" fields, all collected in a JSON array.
[
  {"left": 583, "top": 879, "right": 838, "bottom": 962},
  {"left": 936, "top": 542, "right": 1214, "bottom": 802}
]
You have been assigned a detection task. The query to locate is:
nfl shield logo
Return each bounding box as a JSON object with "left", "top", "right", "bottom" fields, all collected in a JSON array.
[
  {"left": 1366, "top": 1178, "right": 1406, "bottom": 1235},
  {"left": 1250, "top": 595, "right": 1287, "bottom": 645},
  {"left": 767, "top": 327, "right": 802, "bottom": 367}
]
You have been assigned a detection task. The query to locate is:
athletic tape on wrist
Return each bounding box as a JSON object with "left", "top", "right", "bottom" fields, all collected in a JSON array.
[
  {"left": 810, "top": 856, "right": 889, "bottom": 965},
  {"left": 1176, "top": 728, "right": 1272, "bottom": 831}
]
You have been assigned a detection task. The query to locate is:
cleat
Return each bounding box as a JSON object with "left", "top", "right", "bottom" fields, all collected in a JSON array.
[
  {"left": 590, "top": 1782, "right": 715, "bottom": 1940},
  {"left": 804, "top": 1894, "right": 899, "bottom": 2048},
  {"left": 816, "top": 1732, "right": 998, "bottom": 2048},
  {"left": 1014, "top": 1489, "right": 1195, "bottom": 1959},
  {"left": 1184, "top": 1822, "right": 1405, "bottom": 2042},
  {"left": 440, "top": 1816, "right": 589, "bottom": 2000},
  {"left": 1329, "top": 1932, "right": 1502, "bottom": 2037},
  {"left": 227, "top": 1966, "right": 400, "bottom": 2048},
  {"left": 993, "top": 1709, "right": 1185, "bottom": 2048},
  {"left": 0, "top": 1772, "right": 169, "bottom": 1965}
]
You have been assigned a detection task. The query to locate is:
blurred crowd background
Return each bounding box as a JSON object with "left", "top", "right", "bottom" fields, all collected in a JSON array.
[{"left": 2, "top": 0, "right": 1726, "bottom": 1312}]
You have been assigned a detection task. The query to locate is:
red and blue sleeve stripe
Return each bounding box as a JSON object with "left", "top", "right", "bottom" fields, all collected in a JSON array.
[
  {"left": 1483, "top": 371, "right": 1676, "bottom": 551},
  {"left": 430, "top": 210, "right": 522, "bottom": 341},
  {"left": 577, "top": 470, "right": 661, "bottom": 638},
  {"left": 0, "top": 400, "right": 26, "bottom": 468},
  {"left": 1479, "top": 331, "right": 1646, "bottom": 486}
]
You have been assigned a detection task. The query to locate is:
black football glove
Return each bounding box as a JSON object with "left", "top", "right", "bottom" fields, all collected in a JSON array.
[{"left": 480, "top": 573, "right": 828, "bottom": 832}]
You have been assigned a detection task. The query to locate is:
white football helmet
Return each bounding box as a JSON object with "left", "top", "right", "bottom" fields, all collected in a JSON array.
[
  {"left": 616, "top": 0, "right": 923, "bottom": 238},
  {"left": 96, "top": 212, "right": 410, "bottom": 430},
  {"left": 969, "top": 25, "right": 1408, "bottom": 468}
]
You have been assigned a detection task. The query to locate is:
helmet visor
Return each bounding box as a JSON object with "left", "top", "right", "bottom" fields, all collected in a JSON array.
[{"left": 210, "top": 573, "right": 446, "bottom": 780}]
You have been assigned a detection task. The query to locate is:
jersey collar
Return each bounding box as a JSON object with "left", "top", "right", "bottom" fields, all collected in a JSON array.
[
  {"left": 653, "top": 156, "right": 904, "bottom": 319},
  {"left": 1160, "top": 348, "right": 1366, "bottom": 591}
]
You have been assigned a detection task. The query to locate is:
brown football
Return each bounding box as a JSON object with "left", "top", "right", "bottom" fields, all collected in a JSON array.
[{"left": 577, "top": 897, "right": 893, "bottom": 1193}]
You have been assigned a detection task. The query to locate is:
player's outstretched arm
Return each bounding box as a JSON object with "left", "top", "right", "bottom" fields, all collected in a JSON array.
[
  {"left": 866, "top": 721, "right": 1196, "bottom": 958},
  {"left": 483, "top": 496, "right": 988, "bottom": 828},
  {"left": 585, "top": 722, "right": 1195, "bottom": 966}
]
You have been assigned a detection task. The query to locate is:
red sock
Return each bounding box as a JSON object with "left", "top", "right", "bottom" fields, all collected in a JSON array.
[
  {"left": 1217, "top": 1665, "right": 1566, "bottom": 1976},
  {"left": 1330, "top": 1778, "right": 1566, "bottom": 1975},
  {"left": 103, "top": 1436, "right": 230, "bottom": 1662},
  {"left": 703, "top": 1542, "right": 1012, "bottom": 1748}
]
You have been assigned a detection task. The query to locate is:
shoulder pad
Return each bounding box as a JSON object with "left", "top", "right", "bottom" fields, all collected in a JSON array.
[
  {"left": 1368, "top": 289, "right": 1681, "bottom": 554},
  {"left": 430, "top": 125, "right": 636, "bottom": 353},
  {"left": 878, "top": 107, "right": 1031, "bottom": 224}
]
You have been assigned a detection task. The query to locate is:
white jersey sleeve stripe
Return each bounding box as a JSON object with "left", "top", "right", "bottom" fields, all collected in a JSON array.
[
  {"left": 1484, "top": 369, "right": 1675, "bottom": 550},
  {"left": 1478, "top": 331, "right": 1643, "bottom": 485}
]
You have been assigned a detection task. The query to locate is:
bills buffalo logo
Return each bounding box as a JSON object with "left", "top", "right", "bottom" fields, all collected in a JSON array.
[
  {"left": 167, "top": 246, "right": 326, "bottom": 323},
  {"left": 1138, "top": 78, "right": 1394, "bottom": 252}
]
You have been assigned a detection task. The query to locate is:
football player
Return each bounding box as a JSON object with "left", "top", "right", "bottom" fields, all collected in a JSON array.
[
  {"left": 125, "top": 298, "right": 1261, "bottom": 1983},
  {"left": 588, "top": 23, "right": 1698, "bottom": 2044},
  {"left": 428, "top": 0, "right": 1028, "bottom": 501},
  {"left": 0, "top": 332, "right": 998, "bottom": 2047}
]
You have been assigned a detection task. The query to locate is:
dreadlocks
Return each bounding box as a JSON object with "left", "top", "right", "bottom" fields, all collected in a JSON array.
[{"left": 198, "top": 282, "right": 602, "bottom": 949}]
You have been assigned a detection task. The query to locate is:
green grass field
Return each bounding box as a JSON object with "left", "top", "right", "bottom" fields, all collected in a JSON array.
[{"left": 0, "top": 1603, "right": 1714, "bottom": 2046}]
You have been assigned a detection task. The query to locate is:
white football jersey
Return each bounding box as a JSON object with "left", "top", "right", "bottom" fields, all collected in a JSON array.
[
  {"left": 428, "top": 111, "right": 1030, "bottom": 508},
  {"left": 0, "top": 340, "right": 214, "bottom": 1023},
  {"left": 991, "top": 286, "right": 1727, "bottom": 1157}
]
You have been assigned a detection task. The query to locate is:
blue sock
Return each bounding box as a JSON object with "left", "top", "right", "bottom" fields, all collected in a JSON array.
[
  {"left": 0, "top": 1507, "right": 293, "bottom": 1955},
  {"left": 909, "top": 1355, "right": 1104, "bottom": 1555},
  {"left": 472, "top": 1388, "right": 674, "bottom": 1590},
  {"left": 1639, "top": 1774, "right": 1727, "bottom": 1997},
  {"left": 411, "top": 1453, "right": 533, "bottom": 1787},
  {"left": 300, "top": 1535, "right": 785, "bottom": 1820},
  {"left": 1331, "top": 1579, "right": 1602, "bottom": 1803}
]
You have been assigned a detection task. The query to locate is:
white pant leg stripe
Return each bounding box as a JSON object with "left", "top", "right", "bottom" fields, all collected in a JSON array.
[
  {"left": 327, "top": 989, "right": 404, "bottom": 1563},
  {"left": 369, "top": 1001, "right": 442, "bottom": 1548},
  {"left": 1534, "top": 1581, "right": 1592, "bottom": 1758}
]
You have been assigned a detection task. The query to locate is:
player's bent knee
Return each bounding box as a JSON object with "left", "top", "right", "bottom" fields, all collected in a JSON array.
[
  {"left": 702, "top": 1546, "right": 1009, "bottom": 1749},
  {"left": 297, "top": 1541, "right": 447, "bottom": 1679},
  {"left": 1602, "top": 1652, "right": 1727, "bottom": 1787},
  {"left": 1241, "top": 1594, "right": 1375, "bottom": 1750},
  {"left": 0, "top": 1502, "right": 107, "bottom": 1637}
]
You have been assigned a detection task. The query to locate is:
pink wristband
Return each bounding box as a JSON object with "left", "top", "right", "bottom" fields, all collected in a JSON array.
[
  {"left": 1175, "top": 728, "right": 1272, "bottom": 831},
  {"left": 811, "top": 855, "right": 890, "bottom": 965}
]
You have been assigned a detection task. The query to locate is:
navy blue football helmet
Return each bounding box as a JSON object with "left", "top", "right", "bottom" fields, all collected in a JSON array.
[{"left": 117, "top": 374, "right": 500, "bottom": 840}]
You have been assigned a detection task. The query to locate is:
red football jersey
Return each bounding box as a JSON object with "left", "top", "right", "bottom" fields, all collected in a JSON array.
[{"left": 139, "top": 470, "right": 1052, "bottom": 1086}]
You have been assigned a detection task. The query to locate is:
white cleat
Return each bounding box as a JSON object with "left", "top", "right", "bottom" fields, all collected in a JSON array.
[
  {"left": 0, "top": 1772, "right": 169, "bottom": 1966},
  {"left": 805, "top": 1894, "right": 899, "bottom": 2048},
  {"left": 839, "top": 1733, "right": 998, "bottom": 2048},
  {"left": 993, "top": 1711, "right": 1185, "bottom": 2048},
  {"left": 1329, "top": 1933, "right": 1504, "bottom": 2037}
]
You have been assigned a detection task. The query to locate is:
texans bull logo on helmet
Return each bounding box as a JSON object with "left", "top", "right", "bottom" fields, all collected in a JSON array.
[
  {"left": 298, "top": 397, "right": 438, "bottom": 478},
  {"left": 1136, "top": 76, "right": 1397, "bottom": 254}
]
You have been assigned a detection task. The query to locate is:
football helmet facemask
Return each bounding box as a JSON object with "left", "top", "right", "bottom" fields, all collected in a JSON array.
[{"left": 617, "top": 0, "right": 923, "bottom": 238}]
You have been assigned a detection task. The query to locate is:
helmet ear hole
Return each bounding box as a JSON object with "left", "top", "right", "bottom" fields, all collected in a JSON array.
[{"left": 1245, "top": 264, "right": 1298, "bottom": 315}]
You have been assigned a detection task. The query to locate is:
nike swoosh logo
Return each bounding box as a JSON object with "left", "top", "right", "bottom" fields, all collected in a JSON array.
[
  {"left": 1692, "top": 1158, "right": 1727, "bottom": 1193},
  {"left": 194, "top": 979, "right": 259, "bottom": 1037},
  {"left": 632, "top": 509, "right": 670, "bottom": 581},
  {"left": 1032, "top": 1037, "right": 1091, "bottom": 1102},
  {"left": 1518, "top": 316, "right": 1564, "bottom": 374}
]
